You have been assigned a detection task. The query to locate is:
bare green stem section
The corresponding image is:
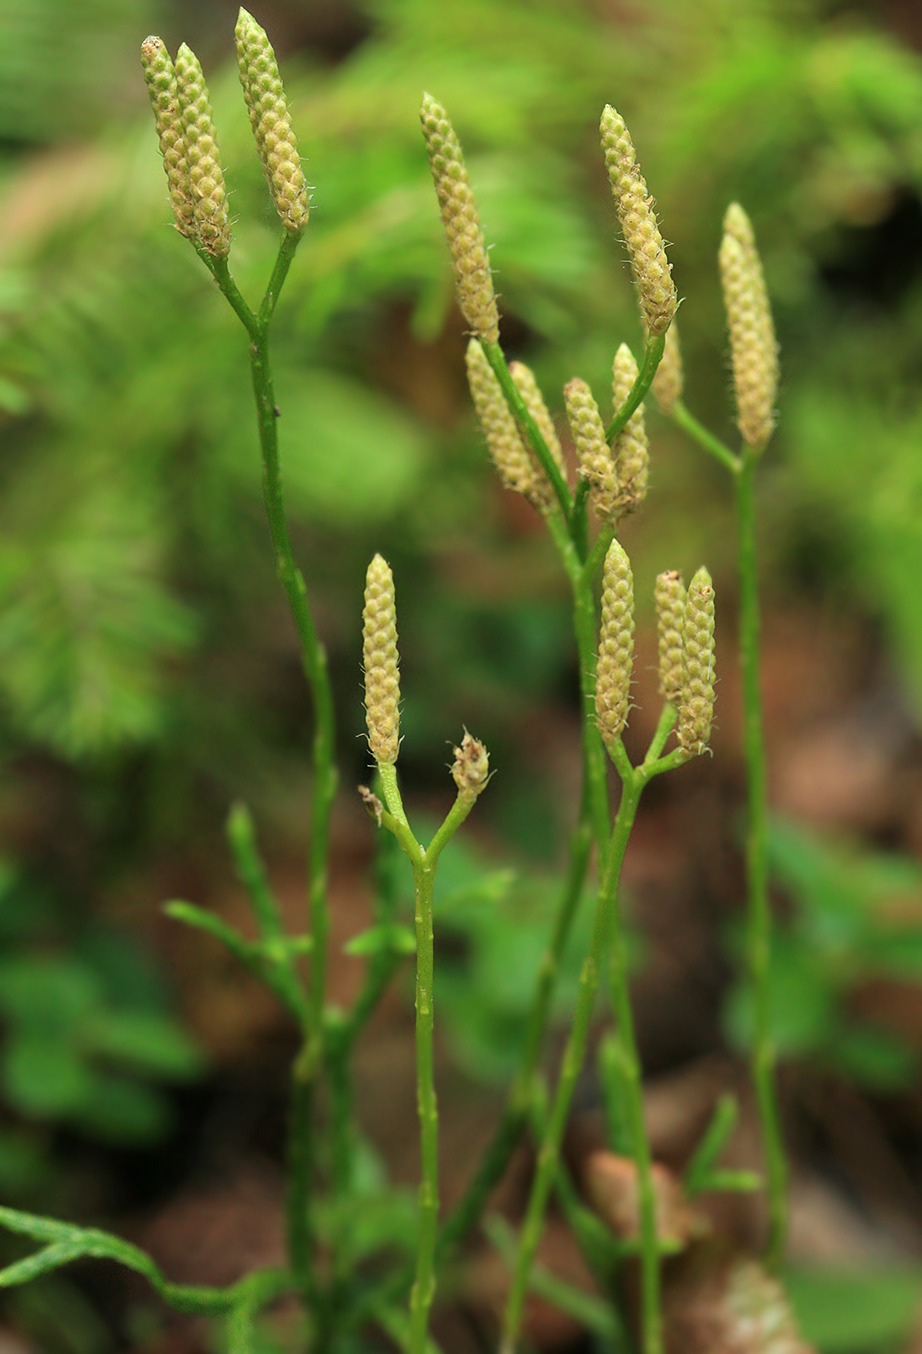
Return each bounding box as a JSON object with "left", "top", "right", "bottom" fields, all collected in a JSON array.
[
  {"left": 736, "top": 450, "right": 788, "bottom": 1267},
  {"left": 205, "top": 237, "right": 337, "bottom": 1312},
  {"left": 664, "top": 400, "right": 788, "bottom": 1268},
  {"left": 500, "top": 771, "right": 644, "bottom": 1353}
]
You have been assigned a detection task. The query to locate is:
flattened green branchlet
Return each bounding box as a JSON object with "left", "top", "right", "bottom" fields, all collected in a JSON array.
[
  {"left": 174, "top": 43, "right": 231, "bottom": 257},
  {"left": 363, "top": 554, "right": 400, "bottom": 766},
  {"left": 600, "top": 105, "right": 676, "bottom": 338},
  {"left": 720, "top": 203, "right": 778, "bottom": 451},
  {"left": 595, "top": 540, "right": 635, "bottom": 748},
  {"left": 235, "top": 9, "right": 310, "bottom": 234},
  {"left": 420, "top": 94, "right": 500, "bottom": 344},
  {"left": 140, "top": 37, "right": 195, "bottom": 237}
]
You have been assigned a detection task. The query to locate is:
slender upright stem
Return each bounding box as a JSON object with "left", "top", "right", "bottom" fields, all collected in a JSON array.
[
  {"left": 501, "top": 772, "right": 644, "bottom": 1353},
  {"left": 423, "top": 382, "right": 611, "bottom": 1272},
  {"left": 603, "top": 331, "right": 666, "bottom": 443},
  {"left": 608, "top": 874, "right": 661, "bottom": 1354},
  {"left": 287, "top": 1051, "right": 323, "bottom": 1324},
  {"left": 408, "top": 853, "right": 439, "bottom": 1354},
  {"left": 671, "top": 401, "right": 741, "bottom": 476},
  {"left": 210, "top": 238, "right": 338, "bottom": 1313},
  {"left": 736, "top": 449, "right": 787, "bottom": 1267},
  {"left": 326, "top": 825, "right": 403, "bottom": 1248},
  {"left": 667, "top": 404, "right": 787, "bottom": 1265},
  {"left": 375, "top": 766, "right": 481, "bottom": 1350},
  {"left": 437, "top": 811, "right": 595, "bottom": 1260}
]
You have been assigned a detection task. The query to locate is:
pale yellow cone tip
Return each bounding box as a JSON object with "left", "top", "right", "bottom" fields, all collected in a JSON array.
[
  {"left": 600, "top": 104, "right": 676, "bottom": 337},
  {"left": 724, "top": 202, "right": 755, "bottom": 246}
]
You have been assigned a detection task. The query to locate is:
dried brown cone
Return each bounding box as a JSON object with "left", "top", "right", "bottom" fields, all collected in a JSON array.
[
  {"left": 595, "top": 539, "right": 634, "bottom": 748},
  {"left": 720, "top": 204, "right": 778, "bottom": 451},
  {"left": 140, "top": 37, "right": 195, "bottom": 238},
  {"left": 420, "top": 93, "right": 500, "bottom": 344},
  {"left": 509, "top": 360, "right": 568, "bottom": 496},
  {"left": 677, "top": 566, "right": 715, "bottom": 758},
  {"left": 652, "top": 321, "right": 684, "bottom": 415},
  {"left": 362, "top": 554, "right": 400, "bottom": 765},
  {"left": 466, "top": 340, "right": 549, "bottom": 508},
  {"left": 600, "top": 104, "right": 677, "bottom": 337},
  {"left": 611, "top": 342, "right": 649, "bottom": 516},
  {"left": 451, "top": 730, "right": 490, "bottom": 803},
  {"left": 235, "top": 9, "right": 310, "bottom": 234},
  {"left": 358, "top": 784, "right": 384, "bottom": 827},
  {"left": 655, "top": 570, "right": 686, "bottom": 705},
  {"left": 567, "top": 377, "right": 618, "bottom": 523},
  {"left": 174, "top": 44, "right": 231, "bottom": 257}
]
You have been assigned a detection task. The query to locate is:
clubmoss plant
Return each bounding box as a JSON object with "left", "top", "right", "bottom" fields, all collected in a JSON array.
[
  {"left": 657, "top": 203, "right": 788, "bottom": 1267},
  {"left": 419, "top": 96, "right": 728, "bottom": 1354},
  {"left": 0, "top": 17, "right": 796, "bottom": 1354}
]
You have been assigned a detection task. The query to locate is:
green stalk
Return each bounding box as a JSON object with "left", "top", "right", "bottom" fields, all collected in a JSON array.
[
  {"left": 437, "top": 811, "right": 595, "bottom": 1260},
  {"left": 603, "top": 331, "right": 666, "bottom": 443},
  {"left": 286, "top": 1054, "right": 321, "bottom": 1319},
  {"left": 601, "top": 720, "right": 679, "bottom": 1354},
  {"left": 435, "top": 517, "right": 611, "bottom": 1256},
  {"left": 608, "top": 897, "right": 661, "bottom": 1354},
  {"left": 500, "top": 768, "right": 644, "bottom": 1353},
  {"left": 540, "top": 509, "right": 610, "bottom": 853},
  {"left": 668, "top": 399, "right": 787, "bottom": 1267},
  {"left": 424, "top": 373, "right": 613, "bottom": 1272},
  {"left": 570, "top": 545, "right": 614, "bottom": 853},
  {"left": 376, "top": 762, "right": 484, "bottom": 1351},
  {"left": 736, "top": 448, "right": 787, "bottom": 1267},
  {"left": 604, "top": 701, "right": 682, "bottom": 1354},
  {"left": 408, "top": 853, "right": 438, "bottom": 1354},
  {"left": 208, "top": 238, "right": 338, "bottom": 1314},
  {"left": 670, "top": 401, "right": 741, "bottom": 476}
]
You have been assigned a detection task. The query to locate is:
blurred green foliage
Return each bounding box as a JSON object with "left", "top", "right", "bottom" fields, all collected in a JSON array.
[
  {"left": 425, "top": 830, "right": 595, "bottom": 1082},
  {"left": 1, "top": 0, "right": 922, "bottom": 786},
  {"left": 726, "top": 819, "right": 922, "bottom": 1089},
  {"left": 0, "top": 858, "right": 201, "bottom": 1160},
  {"left": 788, "top": 1264, "right": 922, "bottom": 1352}
]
